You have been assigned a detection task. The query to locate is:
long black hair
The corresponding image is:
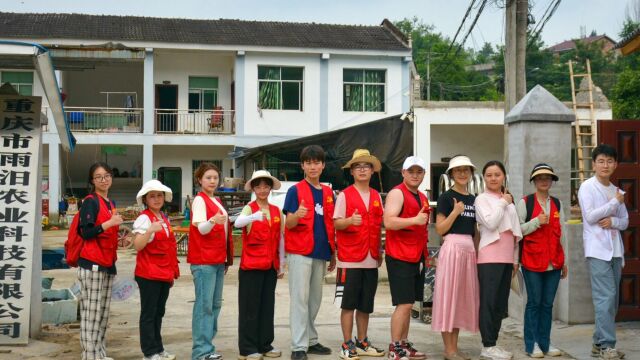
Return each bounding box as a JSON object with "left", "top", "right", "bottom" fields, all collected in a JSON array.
[
  {"left": 87, "top": 162, "right": 113, "bottom": 193},
  {"left": 482, "top": 160, "right": 509, "bottom": 193}
]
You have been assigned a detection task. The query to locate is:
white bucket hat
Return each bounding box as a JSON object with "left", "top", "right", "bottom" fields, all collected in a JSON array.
[
  {"left": 136, "top": 179, "right": 173, "bottom": 206},
  {"left": 244, "top": 170, "right": 282, "bottom": 191},
  {"left": 446, "top": 155, "right": 476, "bottom": 174}
]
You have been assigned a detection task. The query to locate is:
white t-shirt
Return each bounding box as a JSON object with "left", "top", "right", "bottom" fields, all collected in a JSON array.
[
  {"left": 132, "top": 213, "right": 170, "bottom": 243},
  {"left": 597, "top": 181, "right": 625, "bottom": 258}
]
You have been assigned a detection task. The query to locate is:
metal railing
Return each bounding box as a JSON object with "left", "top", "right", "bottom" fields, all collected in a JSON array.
[
  {"left": 64, "top": 107, "right": 143, "bottom": 133},
  {"left": 155, "top": 109, "right": 235, "bottom": 134}
]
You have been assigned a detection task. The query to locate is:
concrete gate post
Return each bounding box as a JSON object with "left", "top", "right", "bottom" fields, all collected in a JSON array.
[{"left": 504, "top": 85, "right": 575, "bottom": 321}]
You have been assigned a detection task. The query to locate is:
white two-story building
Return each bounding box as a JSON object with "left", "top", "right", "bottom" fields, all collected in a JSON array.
[{"left": 0, "top": 12, "right": 413, "bottom": 218}]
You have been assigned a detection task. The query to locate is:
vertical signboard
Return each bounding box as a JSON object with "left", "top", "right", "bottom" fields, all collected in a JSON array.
[{"left": 0, "top": 94, "right": 41, "bottom": 344}]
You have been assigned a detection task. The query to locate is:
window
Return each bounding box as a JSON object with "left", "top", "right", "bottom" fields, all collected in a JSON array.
[
  {"left": 1, "top": 71, "right": 34, "bottom": 96},
  {"left": 343, "top": 69, "right": 385, "bottom": 112},
  {"left": 258, "top": 66, "right": 303, "bottom": 110},
  {"left": 189, "top": 77, "right": 218, "bottom": 112}
]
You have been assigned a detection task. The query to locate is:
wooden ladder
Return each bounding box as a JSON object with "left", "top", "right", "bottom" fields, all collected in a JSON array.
[{"left": 569, "top": 59, "right": 597, "bottom": 184}]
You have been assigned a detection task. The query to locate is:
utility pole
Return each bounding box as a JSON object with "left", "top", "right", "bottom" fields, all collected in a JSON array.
[
  {"left": 426, "top": 51, "right": 431, "bottom": 101},
  {"left": 504, "top": 0, "right": 528, "bottom": 162}
]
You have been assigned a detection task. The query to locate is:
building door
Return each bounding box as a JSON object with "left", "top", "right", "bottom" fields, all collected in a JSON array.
[
  {"left": 598, "top": 120, "right": 640, "bottom": 320},
  {"left": 155, "top": 84, "right": 178, "bottom": 132},
  {"left": 158, "top": 167, "right": 182, "bottom": 213}
]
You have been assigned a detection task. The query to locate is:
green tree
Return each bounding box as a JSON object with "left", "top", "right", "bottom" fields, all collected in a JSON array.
[
  {"left": 611, "top": 69, "right": 640, "bottom": 118},
  {"left": 395, "top": 17, "right": 501, "bottom": 101}
]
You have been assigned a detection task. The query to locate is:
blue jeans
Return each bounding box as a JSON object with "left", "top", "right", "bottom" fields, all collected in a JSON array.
[
  {"left": 588, "top": 257, "right": 623, "bottom": 349},
  {"left": 522, "top": 268, "right": 561, "bottom": 354},
  {"left": 191, "top": 264, "right": 225, "bottom": 360}
]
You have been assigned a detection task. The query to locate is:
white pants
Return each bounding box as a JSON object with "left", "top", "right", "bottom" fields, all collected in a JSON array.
[{"left": 288, "top": 254, "right": 326, "bottom": 352}]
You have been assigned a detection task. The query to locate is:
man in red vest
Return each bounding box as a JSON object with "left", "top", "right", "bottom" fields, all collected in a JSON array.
[
  {"left": 333, "top": 149, "right": 385, "bottom": 360},
  {"left": 284, "top": 145, "right": 336, "bottom": 360},
  {"left": 383, "top": 156, "right": 430, "bottom": 360}
]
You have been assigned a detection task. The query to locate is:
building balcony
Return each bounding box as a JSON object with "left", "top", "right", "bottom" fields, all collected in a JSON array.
[
  {"left": 155, "top": 108, "right": 235, "bottom": 135},
  {"left": 64, "top": 107, "right": 143, "bottom": 133}
]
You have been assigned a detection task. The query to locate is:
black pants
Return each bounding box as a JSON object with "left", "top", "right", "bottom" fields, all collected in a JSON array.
[
  {"left": 238, "top": 268, "right": 277, "bottom": 356},
  {"left": 478, "top": 263, "right": 512, "bottom": 347},
  {"left": 135, "top": 276, "right": 171, "bottom": 357}
]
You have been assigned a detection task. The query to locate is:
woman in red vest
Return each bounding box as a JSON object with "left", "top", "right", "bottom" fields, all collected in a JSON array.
[
  {"left": 234, "top": 170, "right": 285, "bottom": 360},
  {"left": 77, "top": 162, "right": 123, "bottom": 360},
  {"left": 132, "top": 180, "right": 180, "bottom": 360},
  {"left": 433, "top": 155, "right": 479, "bottom": 360},
  {"left": 188, "top": 162, "right": 233, "bottom": 360},
  {"left": 516, "top": 164, "right": 567, "bottom": 358}
]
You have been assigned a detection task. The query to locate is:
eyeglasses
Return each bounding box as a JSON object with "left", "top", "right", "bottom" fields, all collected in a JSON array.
[
  {"left": 93, "top": 174, "right": 112, "bottom": 182},
  {"left": 353, "top": 165, "right": 372, "bottom": 171},
  {"left": 595, "top": 159, "right": 616, "bottom": 166}
]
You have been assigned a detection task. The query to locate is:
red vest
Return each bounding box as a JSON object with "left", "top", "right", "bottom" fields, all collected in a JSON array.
[
  {"left": 187, "top": 192, "right": 233, "bottom": 265},
  {"left": 335, "top": 185, "right": 383, "bottom": 262},
  {"left": 284, "top": 181, "right": 335, "bottom": 255},
  {"left": 135, "top": 210, "right": 180, "bottom": 283},
  {"left": 385, "top": 183, "right": 429, "bottom": 263},
  {"left": 241, "top": 202, "right": 282, "bottom": 271},
  {"left": 79, "top": 194, "right": 119, "bottom": 267},
  {"left": 521, "top": 194, "right": 564, "bottom": 272}
]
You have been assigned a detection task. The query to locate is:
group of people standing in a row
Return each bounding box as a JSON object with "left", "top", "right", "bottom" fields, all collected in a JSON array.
[{"left": 73, "top": 143, "right": 628, "bottom": 360}]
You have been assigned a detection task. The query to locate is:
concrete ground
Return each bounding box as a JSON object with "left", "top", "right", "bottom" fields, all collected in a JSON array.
[{"left": 1, "top": 230, "right": 638, "bottom": 360}]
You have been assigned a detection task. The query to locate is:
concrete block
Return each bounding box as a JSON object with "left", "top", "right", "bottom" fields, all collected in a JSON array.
[{"left": 41, "top": 288, "right": 78, "bottom": 325}]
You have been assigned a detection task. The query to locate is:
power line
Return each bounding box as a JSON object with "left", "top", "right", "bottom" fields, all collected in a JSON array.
[
  {"left": 439, "top": 0, "right": 478, "bottom": 67},
  {"left": 529, "top": 0, "right": 562, "bottom": 44}
]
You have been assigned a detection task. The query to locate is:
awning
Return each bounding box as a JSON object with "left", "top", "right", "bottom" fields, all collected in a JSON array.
[{"left": 0, "top": 40, "right": 76, "bottom": 151}]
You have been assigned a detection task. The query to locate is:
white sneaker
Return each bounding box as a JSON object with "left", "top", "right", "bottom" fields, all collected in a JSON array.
[
  {"left": 263, "top": 348, "right": 282, "bottom": 358},
  {"left": 143, "top": 354, "right": 163, "bottom": 360},
  {"left": 546, "top": 344, "right": 562, "bottom": 357},
  {"left": 480, "top": 347, "right": 511, "bottom": 360},
  {"left": 158, "top": 350, "right": 176, "bottom": 360},
  {"left": 527, "top": 344, "right": 544, "bottom": 358},
  {"left": 495, "top": 346, "right": 513, "bottom": 359}
]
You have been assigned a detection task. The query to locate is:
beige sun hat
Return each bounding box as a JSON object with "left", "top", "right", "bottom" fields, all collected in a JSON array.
[
  {"left": 244, "top": 170, "right": 282, "bottom": 191},
  {"left": 446, "top": 155, "right": 476, "bottom": 174},
  {"left": 136, "top": 179, "right": 173, "bottom": 206},
  {"left": 342, "top": 149, "right": 382, "bottom": 172}
]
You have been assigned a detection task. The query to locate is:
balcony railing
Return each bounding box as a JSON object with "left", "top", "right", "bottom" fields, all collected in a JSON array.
[
  {"left": 155, "top": 109, "right": 235, "bottom": 134},
  {"left": 65, "top": 107, "right": 143, "bottom": 133}
]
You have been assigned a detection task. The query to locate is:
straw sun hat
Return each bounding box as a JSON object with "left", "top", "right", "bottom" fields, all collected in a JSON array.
[
  {"left": 244, "top": 170, "right": 282, "bottom": 191},
  {"left": 342, "top": 149, "right": 382, "bottom": 172}
]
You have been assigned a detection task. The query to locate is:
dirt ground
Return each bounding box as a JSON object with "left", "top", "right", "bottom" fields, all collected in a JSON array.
[{"left": 2, "top": 231, "right": 578, "bottom": 360}]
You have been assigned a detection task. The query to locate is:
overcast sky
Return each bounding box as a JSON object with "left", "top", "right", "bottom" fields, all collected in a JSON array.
[{"left": 2, "top": 0, "right": 633, "bottom": 50}]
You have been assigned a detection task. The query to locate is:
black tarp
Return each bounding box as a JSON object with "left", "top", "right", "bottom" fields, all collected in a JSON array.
[{"left": 234, "top": 114, "right": 413, "bottom": 192}]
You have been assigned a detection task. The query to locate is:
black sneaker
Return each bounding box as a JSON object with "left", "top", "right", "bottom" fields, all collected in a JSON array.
[
  {"left": 308, "top": 343, "right": 332, "bottom": 355},
  {"left": 291, "top": 351, "right": 307, "bottom": 360}
]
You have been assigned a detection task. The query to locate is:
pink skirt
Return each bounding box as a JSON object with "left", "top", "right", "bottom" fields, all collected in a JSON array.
[{"left": 431, "top": 233, "right": 480, "bottom": 333}]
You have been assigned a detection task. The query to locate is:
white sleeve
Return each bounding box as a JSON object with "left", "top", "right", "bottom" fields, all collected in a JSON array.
[
  {"left": 191, "top": 196, "right": 208, "bottom": 223},
  {"left": 234, "top": 206, "right": 263, "bottom": 228},
  {"left": 133, "top": 214, "right": 155, "bottom": 243},
  {"left": 475, "top": 195, "right": 508, "bottom": 231},
  {"left": 578, "top": 184, "right": 619, "bottom": 225},
  {"left": 198, "top": 220, "right": 214, "bottom": 235}
]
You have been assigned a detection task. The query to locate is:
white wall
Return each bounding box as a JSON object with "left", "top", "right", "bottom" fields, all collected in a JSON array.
[
  {"left": 62, "top": 62, "right": 144, "bottom": 107},
  {"left": 242, "top": 52, "right": 321, "bottom": 136},
  {"left": 430, "top": 124, "right": 504, "bottom": 168},
  {"left": 154, "top": 50, "right": 235, "bottom": 111},
  {"left": 327, "top": 55, "right": 405, "bottom": 130},
  {"left": 153, "top": 145, "right": 234, "bottom": 206}
]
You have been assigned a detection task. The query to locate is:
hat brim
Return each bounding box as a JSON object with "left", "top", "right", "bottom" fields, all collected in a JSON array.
[
  {"left": 530, "top": 169, "right": 559, "bottom": 182},
  {"left": 136, "top": 189, "right": 173, "bottom": 207},
  {"left": 244, "top": 175, "right": 282, "bottom": 191},
  {"left": 342, "top": 155, "right": 382, "bottom": 172}
]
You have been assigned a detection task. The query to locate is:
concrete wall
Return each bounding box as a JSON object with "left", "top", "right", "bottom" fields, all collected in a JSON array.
[
  {"left": 430, "top": 124, "right": 504, "bottom": 167},
  {"left": 154, "top": 50, "right": 235, "bottom": 111},
  {"left": 153, "top": 145, "right": 234, "bottom": 208},
  {"left": 509, "top": 223, "right": 596, "bottom": 325},
  {"left": 62, "top": 62, "right": 144, "bottom": 107}
]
